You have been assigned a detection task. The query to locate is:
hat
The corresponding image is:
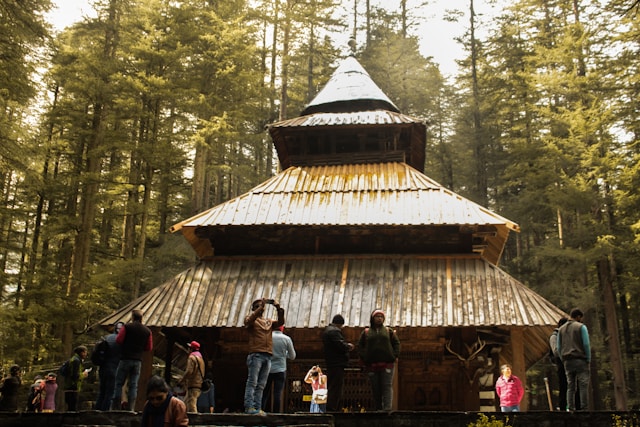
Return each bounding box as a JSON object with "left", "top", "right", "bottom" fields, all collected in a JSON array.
[
  {"left": 331, "top": 314, "right": 345, "bottom": 325},
  {"left": 47, "top": 372, "right": 57, "bottom": 379},
  {"left": 187, "top": 341, "right": 200, "bottom": 350},
  {"left": 371, "top": 309, "right": 385, "bottom": 320}
]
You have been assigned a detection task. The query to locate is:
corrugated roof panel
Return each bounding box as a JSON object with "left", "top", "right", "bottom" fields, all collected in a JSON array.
[
  {"left": 98, "top": 255, "right": 563, "bottom": 335},
  {"left": 171, "top": 164, "right": 518, "bottom": 230},
  {"left": 274, "top": 110, "right": 421, "bottom": 129}
]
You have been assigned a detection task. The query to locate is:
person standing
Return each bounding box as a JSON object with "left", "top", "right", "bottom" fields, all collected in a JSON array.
[
  {"left": 96, "top": 321, "right": 124, "bottom": 410},
  {"left": 0, "top": 365, "right": 22, "bottom": 412},
  {"left": 141, "top": 375, "right": 188, "bottom": 427},
  {"left": 26, "top": 375, "right": 44, "bottom": 412},
  {"left": 358, "top": 309, "right": 400, "bottom": 411},
  {"left": 65, "top": 346, "right": 90, "bottom": 411},
  {"left": 41, "top": 373, "right": 58, "bottom": 412},
  {"left": 495, "top": 364, "right": 524, "bottom": 412},
  {"left": 243, "top": 298, "right": 284, "bottom": 415},
  {"left": 322, "top": 314, "right": 354, "bottom": 412},
  {"left": 111, "top": 309, "right": 153, "bottom": 411},
  {"left": 178, "top": 340, "right": 205, "bottom": 413},
  {"left": 262, "top": 325, "right": 296, "bottom": 413},
  {"left": 549, "top": 317, "right": 569, "bottom": 411},
  {"left": 557, "top": 308, "right": 591, "bottom": 411},
  {"left": 196, "top": 373, "right": 215, "bottom": 413},
  {"left": 304, "top": 365, "right": 327, "bottom": 413}
]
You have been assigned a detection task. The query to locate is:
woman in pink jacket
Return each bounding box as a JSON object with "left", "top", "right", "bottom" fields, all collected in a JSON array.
[{"left": 495, "top": 364, "right": 524, "bottom": 412}]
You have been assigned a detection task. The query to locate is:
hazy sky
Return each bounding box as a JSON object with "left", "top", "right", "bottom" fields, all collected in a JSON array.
[{"left": 47, "top": 0, "right": 505, "bottom": 77}]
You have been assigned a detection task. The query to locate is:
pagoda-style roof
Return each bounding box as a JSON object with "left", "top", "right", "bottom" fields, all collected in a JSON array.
[
  {"left": 97, "top": 254, "right": 564, "bottom": 369},
  {"left": 268, "top": 56, "right": 426, "bottom": 171},
  {"left": 171, "top": 163, "right": 519, "bottom": 266},
  {"left": 300, "top": 56, "right": 400, "bottom": 115}
]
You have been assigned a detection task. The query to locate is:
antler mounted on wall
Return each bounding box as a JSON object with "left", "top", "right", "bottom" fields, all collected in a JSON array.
[
  {"left": 445, "top": 337, "right": 486, "bottom": 368},
  {"left": 445, "top": 337, "right": 489, "bottom": 385}
]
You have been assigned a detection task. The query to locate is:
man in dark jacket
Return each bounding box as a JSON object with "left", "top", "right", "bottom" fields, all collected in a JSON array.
[
  {"left": 557, "top": 308, "right": 590, "bottom": 411},
  {"left": 322, "top": 314, "right": 354, "bottom": 412},
  {"left": 111, "top": 310, "right": 152, "bottom": 411},
  {"left": 0, "top": 365, "right": 22, "bottom": 412},
  {"left": 65, "top": 346, "right": 89, "bottom": 411},
  {"left": 358, "top": 309, "right": 400, "bottom": 411},
  {"left": 95, "top": 321, "right": 123, "bottom": 410}
]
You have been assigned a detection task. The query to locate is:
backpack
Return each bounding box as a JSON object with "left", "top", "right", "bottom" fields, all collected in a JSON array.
[
  {"left": 59, "top": 359, "right": 70, "bottom": 377},
  {"left": 548, "top": 330, "right": 561, "bottom": 365},
  {"left": 90, "top": 338, "right": 109, "bottom": 366}
]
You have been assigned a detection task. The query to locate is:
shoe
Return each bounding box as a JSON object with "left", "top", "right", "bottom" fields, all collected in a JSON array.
[
  {"left": 258, "top": 409, "right": 267, "bottom": 416},
  {"left": 245, "top": 407, "right": 260, "bottom": 414}
]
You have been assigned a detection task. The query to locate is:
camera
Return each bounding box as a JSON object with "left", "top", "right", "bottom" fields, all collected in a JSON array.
[
  {"left": 265, "top": 299, "right": 275, "bottom": 305},
  {"left": 311, "top": 372, "right": 318, "bottom": 376}
]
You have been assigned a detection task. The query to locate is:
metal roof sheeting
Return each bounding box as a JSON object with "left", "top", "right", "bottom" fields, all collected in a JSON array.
[
  {"left": 269, "top": 110, "right": 423, "bottom": 129},
  {"left": 170, "top": 163, "right": 519, "bottom": 265},
  {"left": 301, "top": 56, "right": 400, "bottom": 114},
  {"left": 99, "top": 255, "right": 562, "bottom": 329},
  {"left": 97, "top": 254, "right": 563, "bottom": 368},
  {"left": 171, "top": 163, "right": 519, "bottom": 230}
]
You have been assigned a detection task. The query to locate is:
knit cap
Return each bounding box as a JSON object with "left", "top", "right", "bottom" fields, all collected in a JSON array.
[{"left": 371, "top": 309, "right": 385, "bottom": 320}]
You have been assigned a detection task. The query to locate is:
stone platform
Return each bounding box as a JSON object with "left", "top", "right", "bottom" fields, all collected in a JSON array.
[{"left": 0, "top": 410, "right": 638, "bottom": 427}]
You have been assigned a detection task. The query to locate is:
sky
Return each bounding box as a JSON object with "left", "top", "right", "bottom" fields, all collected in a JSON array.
[{"left": 46, "top": 0, "right": 505, "bottom": 77}]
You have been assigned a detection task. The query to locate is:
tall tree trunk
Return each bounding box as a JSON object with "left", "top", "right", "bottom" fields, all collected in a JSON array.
[
  {"left": 597, "top": 256, "right": 628, "bottom": 410},
  {"left": 63, "top": 0, "right": 119, "bottom": 356},
  {"left": 469, "top": 0, "right": 487, "bottom": 206},
  {"left": 279, "top": 0, "right": 292, "bottom": 120}
]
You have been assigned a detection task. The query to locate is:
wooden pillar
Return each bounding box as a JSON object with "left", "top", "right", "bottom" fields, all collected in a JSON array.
[
  {"left": 510, "top": 328, "right": 527, "bottom": 411},
  {"left": 165, "top": 335, "right": 175, "bottom": 385},
  {"left": 392, "top": 359, "right": 399, "bottom": 410},
  {"left": 135, "top": 350, "right": 154, "bottom": 411}
]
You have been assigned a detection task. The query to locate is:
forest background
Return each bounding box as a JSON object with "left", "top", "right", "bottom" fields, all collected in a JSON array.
[{"left": 1, "top": 0, "right": 639, "bottom": 411}]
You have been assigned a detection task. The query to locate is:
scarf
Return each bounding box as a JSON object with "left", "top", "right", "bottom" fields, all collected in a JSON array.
[{"left": 141, "top": 392, "right": 173, "bottom": 427}]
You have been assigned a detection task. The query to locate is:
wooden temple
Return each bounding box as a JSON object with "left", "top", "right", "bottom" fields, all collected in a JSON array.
[{"left": 99, "top": 55, "right": 566, "bottom": 413}]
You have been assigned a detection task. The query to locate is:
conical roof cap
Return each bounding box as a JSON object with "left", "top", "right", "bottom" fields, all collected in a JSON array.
[{"left": 301, "top": 56, "right": 400, "bottom": 115}]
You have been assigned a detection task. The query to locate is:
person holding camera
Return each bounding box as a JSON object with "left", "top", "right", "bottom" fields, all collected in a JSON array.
[
  {"left": 304, "top": 365, "right": 327, "bottom": 413},
  {"left": 243, "top": 298, "right": 285, "bottom": 415}
]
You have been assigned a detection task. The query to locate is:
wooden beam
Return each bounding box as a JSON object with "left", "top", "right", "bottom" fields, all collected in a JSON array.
[{"left": 510, "top": 327, "right": 527, "bottom": 411}]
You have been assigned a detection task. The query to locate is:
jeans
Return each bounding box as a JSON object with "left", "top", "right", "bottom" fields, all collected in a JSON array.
[
  {"left": 367, "top": 365, "right": 394, "bottom": 411},
  {"left": 501, "top": 405, "right": 520, "bottom": 412},
  {"left": 326, "top": 367, "right": 346, "bottom": 412},
  {"left": 96, "top": 365, "right": 117, "bottom": 410},
  {"left": 244, "top": 352, "right": 271, "bottom": 411},
  {"left": 310, "top": 401, "right": 326, "bottom": 413},
  {"left": 565, "top": 359, "right": 589, "bottom": 410},
  {"left": 111, "top": 359, "right": 141, "bottom": 410},
  {"left": 262, "top": 371, "right": 286, "bottom": 412}
]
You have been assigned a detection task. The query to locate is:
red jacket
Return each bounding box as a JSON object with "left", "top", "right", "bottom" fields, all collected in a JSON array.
[{"left": 495, "top": 374, "right": 524, "bottom": 407}]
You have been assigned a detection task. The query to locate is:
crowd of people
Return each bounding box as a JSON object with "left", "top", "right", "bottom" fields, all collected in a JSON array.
[
  {"left": 0, "top": 301, "right": 592, "bottom": 421},
  {"left": 242, "top": 298, "right": 401, "bottom": 414}
]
